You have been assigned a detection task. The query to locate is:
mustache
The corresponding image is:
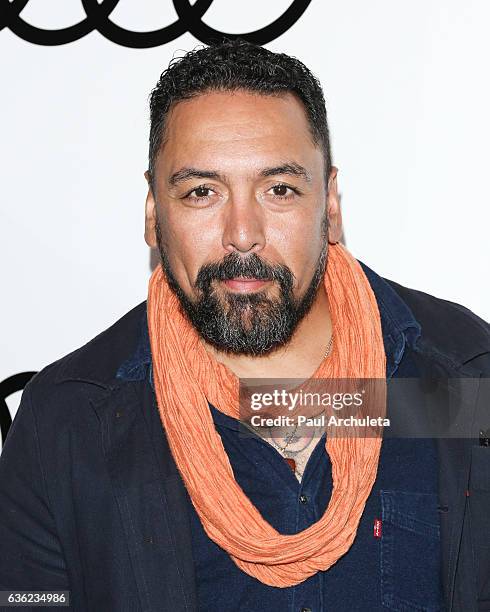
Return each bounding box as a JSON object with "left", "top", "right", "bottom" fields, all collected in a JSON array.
[{"left": 194, "top": 252, "right": 294, "bottom": 291}]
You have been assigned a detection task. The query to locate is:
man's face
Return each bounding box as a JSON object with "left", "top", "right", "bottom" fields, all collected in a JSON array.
[{"left": 145, "top": 90, "right": 340, "bottom": 355}]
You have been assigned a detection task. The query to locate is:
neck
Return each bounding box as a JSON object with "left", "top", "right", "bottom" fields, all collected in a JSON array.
[{"left": 200, "top": 284, "right": 332, "bottom": 380}]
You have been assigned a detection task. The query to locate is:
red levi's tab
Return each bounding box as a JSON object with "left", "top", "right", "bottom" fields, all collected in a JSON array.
[{"left": 373, "top": 518, "right": 382, "bottom": 539}]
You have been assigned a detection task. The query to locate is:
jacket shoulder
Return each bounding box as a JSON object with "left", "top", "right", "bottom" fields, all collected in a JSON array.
[
  {"left": 28, "top": 300, "right": 147, "bottom": 392},
  {"left": 384, "top": 277, "right": 490, "bottom": 369}
]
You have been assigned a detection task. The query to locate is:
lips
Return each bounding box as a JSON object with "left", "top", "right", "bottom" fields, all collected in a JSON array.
[{"left": 222, "top": 277, "right": 270, "bottom": 292}]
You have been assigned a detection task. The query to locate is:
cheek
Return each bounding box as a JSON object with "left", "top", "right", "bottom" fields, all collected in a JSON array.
[
  {"left": 158, "top": 211, "right": 220, "bottom": 290},
  {"left": 270, "top": 213, "right": 326, "bottom": 286}
]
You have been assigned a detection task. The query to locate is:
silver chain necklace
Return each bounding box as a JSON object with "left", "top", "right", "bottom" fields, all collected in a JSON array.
[
  {"left": 263, "top": 331, "right": 334, "bottom": 458},
  {"left": 322, "top": 332, "right": 334, "bottom": 360}
]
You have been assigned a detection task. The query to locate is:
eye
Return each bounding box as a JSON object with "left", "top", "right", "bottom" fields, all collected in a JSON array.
[
  {"left": 182, "top": 185, "right": 217, "bottom": 204},
  {"left": 268, "top": 183, "right": 300, "bottom": 200},
  {"left": 193, "top": 186, "right": 212, "bottom": 198}
]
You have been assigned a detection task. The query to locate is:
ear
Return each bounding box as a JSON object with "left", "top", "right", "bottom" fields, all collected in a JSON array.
[
  {"left": 144, "top": 170, "right": 158, "bottom": 248},
  {"left": 326, "top": 166, "right": 343, "bottom": 244}
]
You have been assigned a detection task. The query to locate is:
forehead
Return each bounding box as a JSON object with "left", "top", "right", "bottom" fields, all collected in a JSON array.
[{"left": 159, "top": 90, "right": 320, "bottom": 174}]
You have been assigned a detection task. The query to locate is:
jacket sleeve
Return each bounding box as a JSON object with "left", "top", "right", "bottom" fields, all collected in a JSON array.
[{"left": 0, "top": 380, "right": 70, "bottom": 598}]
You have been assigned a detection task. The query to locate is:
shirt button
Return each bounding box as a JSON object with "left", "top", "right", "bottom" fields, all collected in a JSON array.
[{"left": 299, "top": 494, "right": 308, "bottom": 504}]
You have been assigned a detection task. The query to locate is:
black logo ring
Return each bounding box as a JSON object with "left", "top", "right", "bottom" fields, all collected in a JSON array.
[
  {"left": 0, "top": 371, "right": 36, "bottom": 446},
  {"left": 0, "top": 0, "right": 313, "bottom": 48}
]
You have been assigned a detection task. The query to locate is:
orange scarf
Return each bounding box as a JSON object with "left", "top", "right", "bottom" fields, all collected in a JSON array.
[{"left": 147, "top": 242, "right": 386, "bottom": 587}]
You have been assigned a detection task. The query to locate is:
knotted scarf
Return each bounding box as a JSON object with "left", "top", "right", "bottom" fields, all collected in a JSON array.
[{"left": 147, "top": 242, "right": 386, "bottom": 587}]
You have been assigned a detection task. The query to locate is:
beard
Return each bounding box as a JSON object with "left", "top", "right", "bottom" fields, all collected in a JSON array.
[{"left": 154, "top": 216, "right": 329, "bottom": 356}]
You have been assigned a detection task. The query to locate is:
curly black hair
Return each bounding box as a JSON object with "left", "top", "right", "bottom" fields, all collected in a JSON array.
[{"left": 148, "top": 38, "right": 332, "bottom": 190}]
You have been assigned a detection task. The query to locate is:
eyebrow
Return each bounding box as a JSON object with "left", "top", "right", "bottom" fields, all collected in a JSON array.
[
  {"left": 168, "top": 168, "right": 220, "bottom": 186},
  {"left": 260, "top": 163, "right": 312, "bottom": 183},
  {"left": 168, "top": 162, "right": 312, "bottom": 187}
]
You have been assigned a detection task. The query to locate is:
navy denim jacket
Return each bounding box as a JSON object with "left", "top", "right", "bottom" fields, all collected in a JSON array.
[
  {"left": 115, "top": 261, "right": 442, "bottom": 611},
  {"left": 0, "top": 259, "right": 489, "bottom": 611}
]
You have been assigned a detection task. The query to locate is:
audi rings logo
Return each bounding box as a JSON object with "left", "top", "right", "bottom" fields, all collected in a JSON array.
[
  {"left": 1, "top": 0, "right": 312, "bottom": 48},
  {"left": 0, "top": 372, "right": 36, "bottom": 448}
]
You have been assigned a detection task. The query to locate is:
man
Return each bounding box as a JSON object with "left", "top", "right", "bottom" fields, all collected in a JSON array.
[{"left": 0, "top": 39, "right": 489, "bottom": 612}]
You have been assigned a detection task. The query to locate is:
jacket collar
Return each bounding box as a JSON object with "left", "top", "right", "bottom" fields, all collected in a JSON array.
[{"left": 53, "top": 260, "right": 421, "bottom": 390}]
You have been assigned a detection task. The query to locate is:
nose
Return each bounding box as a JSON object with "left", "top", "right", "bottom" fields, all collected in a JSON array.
[{"left": 221, "top": 190, "right": 266, "bottom": 256}]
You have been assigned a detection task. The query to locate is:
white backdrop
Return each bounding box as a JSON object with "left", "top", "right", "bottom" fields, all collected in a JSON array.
[{"left": 2, "top": 0, "right": 489, "bottom": 440}]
